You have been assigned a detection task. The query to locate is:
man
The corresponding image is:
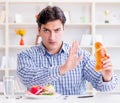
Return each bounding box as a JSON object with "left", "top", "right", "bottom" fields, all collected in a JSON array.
[{"left": 17, "top": 6, "right": 119, "bottom": 95}]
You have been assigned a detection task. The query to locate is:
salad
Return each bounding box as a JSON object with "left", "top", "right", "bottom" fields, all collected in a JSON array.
[{"left": 29, "top": 84, "right": 56, "bottom": 95}]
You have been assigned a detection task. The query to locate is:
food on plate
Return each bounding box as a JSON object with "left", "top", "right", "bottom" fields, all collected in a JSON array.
[
  {"left": 42, "top": 84, "right": 55, "bottom": 95},
  {"left": 29, "top": 84, "right": 55, "bottom": 95},
  {"left": 30, "top": 85, "right": 43, "bottom": 95},
  {"left": 94, "top": 42, "right": 108, "bottom": 71}
]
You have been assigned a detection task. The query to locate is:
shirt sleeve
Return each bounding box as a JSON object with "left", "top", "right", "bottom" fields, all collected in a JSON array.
[
  {"left": 17, "top": 52, "right": 61, "bottom": 89},
  {"left": 82, "top": 50, "right": 120, "bottom": 92}
]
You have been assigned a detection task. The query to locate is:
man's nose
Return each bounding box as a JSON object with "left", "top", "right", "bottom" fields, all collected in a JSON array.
[{"left": 50, "top": 32, "right": 55, "bottom": 40}]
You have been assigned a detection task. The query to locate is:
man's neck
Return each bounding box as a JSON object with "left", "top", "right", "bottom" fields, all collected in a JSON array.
[{"left": 43, "top": 42, "right": 63, "bottom": 55}]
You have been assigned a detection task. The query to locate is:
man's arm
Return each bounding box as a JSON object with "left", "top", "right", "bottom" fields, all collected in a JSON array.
[
  {"left": 60, "top": 41, "right": 82, "bottom": 75},
  {"left": 83, "top": 53, "right": 119, "bottom": 92},
  {"left": 17, "top": 52, "right": 61, "bottom": 89}
]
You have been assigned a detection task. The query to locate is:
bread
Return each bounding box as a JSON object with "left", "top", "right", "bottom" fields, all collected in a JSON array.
[{"left": 95, "top": 42, "right": 108, "bottom": 71}]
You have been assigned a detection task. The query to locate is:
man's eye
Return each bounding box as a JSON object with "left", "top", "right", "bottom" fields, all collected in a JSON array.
[
  {"left": 44, "top": 29, "right": 49, "bottom": 33},
  {"left": 55, "top": 29, "right": 61, "bottom": 32}
]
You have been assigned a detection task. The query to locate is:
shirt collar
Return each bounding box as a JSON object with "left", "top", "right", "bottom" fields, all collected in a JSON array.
[{"left": 39, "top": 42, "right": 69, "bottom": 56}]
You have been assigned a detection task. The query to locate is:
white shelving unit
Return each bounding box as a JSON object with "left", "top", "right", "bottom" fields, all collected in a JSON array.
[{"left": 0, "top": 0, "right": 120, "bottom": 93}]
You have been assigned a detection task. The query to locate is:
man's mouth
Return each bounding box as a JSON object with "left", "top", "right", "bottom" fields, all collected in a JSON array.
[{"left": 49, "top": 41, "right": 56, "bottom": 45}]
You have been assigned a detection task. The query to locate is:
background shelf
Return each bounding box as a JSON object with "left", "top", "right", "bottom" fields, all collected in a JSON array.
[{"left": 0, "top": 0, "right": 120, "bottom": 93}]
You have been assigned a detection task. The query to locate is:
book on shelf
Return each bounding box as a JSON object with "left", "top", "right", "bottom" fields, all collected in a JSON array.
[
  {"left": 80, "top": 34, "right": 92, "bottom": 46},
  {"left": 0, "top": 10, "right": 5, "bottom": 23}
]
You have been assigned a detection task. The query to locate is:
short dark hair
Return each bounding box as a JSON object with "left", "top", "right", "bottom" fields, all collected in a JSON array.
[{"left": 37, "top": 6, "right": 66, "bottom": 28}]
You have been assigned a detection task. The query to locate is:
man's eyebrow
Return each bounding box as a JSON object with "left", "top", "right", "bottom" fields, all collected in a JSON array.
[
  {"left": 42, "top": 27, "right": 62, "bottom": 31},
  {"left": 42, "top": 27, "right": 50, "bottom": 30},
  {"left": 54, "top": 28, "right": 62, "bottom": 30}
]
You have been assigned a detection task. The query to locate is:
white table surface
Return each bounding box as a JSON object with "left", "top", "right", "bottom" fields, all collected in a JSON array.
[{"left": 0, "top": 93, "right": 120, "bottom": 103}]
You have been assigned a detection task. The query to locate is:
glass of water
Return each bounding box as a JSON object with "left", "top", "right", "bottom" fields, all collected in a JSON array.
[{"left": 3, "top": 76, "right": 15, "bottom": 98}]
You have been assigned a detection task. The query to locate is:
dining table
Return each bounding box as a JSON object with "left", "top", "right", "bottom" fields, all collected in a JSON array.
[{"left": 0, "top": 92, "right": 120, "bottom": 103}]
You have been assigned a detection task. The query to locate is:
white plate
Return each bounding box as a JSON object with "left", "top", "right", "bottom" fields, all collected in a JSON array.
[{"left": 25, "top": 92, "right": 61, "bottom": 99}]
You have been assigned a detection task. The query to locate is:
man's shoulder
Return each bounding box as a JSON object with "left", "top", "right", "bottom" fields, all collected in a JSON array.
[{"left": 18, "top": 45, "right": 41, "bottom": 56}]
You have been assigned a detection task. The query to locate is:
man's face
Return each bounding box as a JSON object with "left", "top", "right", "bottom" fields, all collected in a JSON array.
[{"left": 38, "top": 20, "right": 64, "bottom": 54}]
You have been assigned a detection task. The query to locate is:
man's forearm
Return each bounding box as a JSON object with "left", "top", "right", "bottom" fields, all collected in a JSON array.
[{"left": 17, "top": 66, "right": 61, "bottom": 88}]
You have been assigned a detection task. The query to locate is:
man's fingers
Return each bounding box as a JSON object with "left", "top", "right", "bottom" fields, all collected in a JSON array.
[
  {"left": 74, "top": 41, "right": 79, "bottom": 54},
  {"left": 77, "top": 56, "right": 82, "bottom": 63},
  {"left": 103, "top": 62, "right": 112, "bottom": 69},
  {"left": 70, "top": 41, "right": 79, "bottom": 56}
]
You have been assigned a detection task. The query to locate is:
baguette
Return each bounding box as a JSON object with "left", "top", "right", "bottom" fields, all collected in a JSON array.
[{"left": 95, "top": 42, "right": 108, "bottom": 71}]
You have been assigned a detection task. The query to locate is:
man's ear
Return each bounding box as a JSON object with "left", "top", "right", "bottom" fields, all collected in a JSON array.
[
  {"left": 38, "top": 27, "right": 41, "bottom": 32},
  {"left": 38, "top": 28, "right": 41, "bottom": 35}
]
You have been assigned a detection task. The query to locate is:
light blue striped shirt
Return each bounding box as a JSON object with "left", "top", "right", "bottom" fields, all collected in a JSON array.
[{"left": 17, "top": 42, "right": 119, "bottom": 95}]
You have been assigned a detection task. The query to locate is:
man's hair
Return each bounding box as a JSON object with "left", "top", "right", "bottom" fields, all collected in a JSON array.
[{"left": 37, "top": 6, "right": 66, "bottom": 28}]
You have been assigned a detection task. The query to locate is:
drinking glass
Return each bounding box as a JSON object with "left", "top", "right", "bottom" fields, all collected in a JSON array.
[{"left": 3, "top": 76, "right": 15, "bottom": 98}]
